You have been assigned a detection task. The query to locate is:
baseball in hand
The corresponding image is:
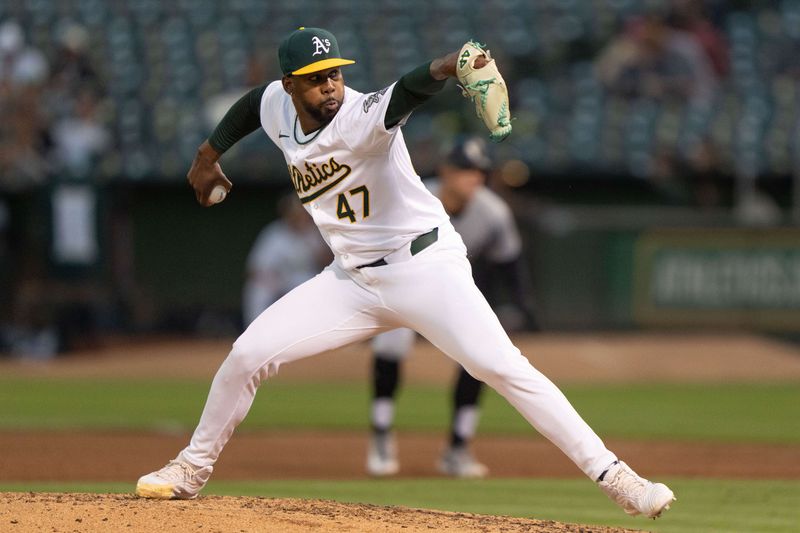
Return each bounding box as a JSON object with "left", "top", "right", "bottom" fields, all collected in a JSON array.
[{"left": 209, "top": 185, "right": 228, "bottom": 204}]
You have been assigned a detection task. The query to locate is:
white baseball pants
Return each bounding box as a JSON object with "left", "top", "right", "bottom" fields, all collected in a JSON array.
[{"left": 180, "top": 223, "right": 617, "bottom": 480}]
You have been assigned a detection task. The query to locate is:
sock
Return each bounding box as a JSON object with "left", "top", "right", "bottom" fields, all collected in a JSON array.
[
  {"left": 449, "top": 368, "right": 483, "bottom": 448},
  {"left": 371, "top": 398, "right": 395, "bottom": 434},
  {"left": 451, "top": 406, "right": 479, "bottom": 448},
  {"left": 372, "top": 355, "right": 400, "bottom": 432}
]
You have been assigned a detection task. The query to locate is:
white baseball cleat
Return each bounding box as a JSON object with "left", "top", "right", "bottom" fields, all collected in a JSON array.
[
  {"left": 598, "top": 461, "right": 676, "bottom": 519},
  {"left": 136, "top": 459, "right": 213, "bottom": 500},
  {"left": 437, "top": 446, "right": 489, "bottom": 479},
  {"left": 367, "top": 432, "right": 400, "bottom": 477}
]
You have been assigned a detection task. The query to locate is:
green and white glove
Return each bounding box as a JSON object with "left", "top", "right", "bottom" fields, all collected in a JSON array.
[{"left": 456, "top": 41, "right": 512, "bottom": 143}]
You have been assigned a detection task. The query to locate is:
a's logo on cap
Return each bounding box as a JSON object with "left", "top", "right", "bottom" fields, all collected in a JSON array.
[{"left": 311, "top": 36, "right": 331, "bottom": 56}]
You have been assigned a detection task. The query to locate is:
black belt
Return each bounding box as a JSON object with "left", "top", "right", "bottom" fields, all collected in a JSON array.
[{"left": 357, "top": 227, "right": 439, "bottom": 269}]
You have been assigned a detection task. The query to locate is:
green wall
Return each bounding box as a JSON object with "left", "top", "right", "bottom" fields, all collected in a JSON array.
[
  {"left": 8, "top": 184, "right": 797, "bottom": 333},
  {"left": 127, "top": 182, "right": 287, "bottom": 326},
  {"left": 523, "top": 228, "right": 637, "bottom": 330}
]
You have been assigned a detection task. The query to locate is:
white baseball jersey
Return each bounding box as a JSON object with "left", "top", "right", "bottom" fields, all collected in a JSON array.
[{"left": 259, "top": 81, "right": 449, "bottom": 270}]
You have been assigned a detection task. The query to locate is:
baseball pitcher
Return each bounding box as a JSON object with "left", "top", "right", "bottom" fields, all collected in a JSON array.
[{"left": 136, "top": 27, "right": 675, "bottom": 520}]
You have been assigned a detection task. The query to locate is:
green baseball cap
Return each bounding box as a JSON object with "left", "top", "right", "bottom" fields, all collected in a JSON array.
[{"left": 278, "top": 27, "right": 355, "bottom": 76}]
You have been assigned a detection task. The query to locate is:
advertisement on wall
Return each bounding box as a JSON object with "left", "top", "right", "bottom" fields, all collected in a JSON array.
[{"left": 633, "top": 229, "right": 800, "bottom": 330}]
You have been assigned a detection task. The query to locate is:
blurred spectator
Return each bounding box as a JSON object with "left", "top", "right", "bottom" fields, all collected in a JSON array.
[
  {"left": 205, "top": 52, "right": 271, "bottom": 128},
  {"left": 50, "top": 88, "right": 110, "bottom": 177},
  {"left": 0, "top": 20, "right": 49, "bottom": 94},
  {"left": 595, "top": 13, "right": 718, "bottom": 107},
  {"left": 668, "top": 0, "right": 730, "bottom": 78},
  {"left": 46, "top": 22, "right": 103, "bottom": 121},
  {"left": 49, "top": 22, "right": 100, "bottom": 95},
  {"left": 203, "top": 52, "right": 273, "bottom": 172},
  {"left": 0, "top": 20, "right": 52, "bottom": 190},
  {"left": 242, "top": 193, "right": 331, "bottom": 326}
]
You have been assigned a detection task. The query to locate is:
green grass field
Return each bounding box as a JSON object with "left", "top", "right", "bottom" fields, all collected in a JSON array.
[
  {"left": 2, "top": 378, "right": 800, "bottom": 442},
  {"left": 2, "top": 376, "right": 799, "bottom": 532}
]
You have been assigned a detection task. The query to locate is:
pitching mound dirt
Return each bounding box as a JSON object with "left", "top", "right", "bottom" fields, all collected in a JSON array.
[{"left": 0, "top": 492, "right": 643, "bottom": 533}]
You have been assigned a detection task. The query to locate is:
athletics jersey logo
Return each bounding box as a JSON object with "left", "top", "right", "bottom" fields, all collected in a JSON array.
[
  {"left": 290, "top": 157, "right": 352, "bottom": 203},
  {"left": 311, "top": 36, "right": 331, "bottom": 56},
  {"left": 363, "top": 87, "right": 389, "bottom": 113}
]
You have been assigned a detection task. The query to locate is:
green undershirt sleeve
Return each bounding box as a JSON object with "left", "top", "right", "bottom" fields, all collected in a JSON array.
[
  {"left": 208, "top": 85, "right": 267, "bottom": 154},
  {"left": 384, "top": 61, "right": 448, "bottom": 129}
]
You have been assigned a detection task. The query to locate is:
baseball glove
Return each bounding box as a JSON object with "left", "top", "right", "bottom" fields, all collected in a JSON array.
[{"left": 456, "top": 41, "right": 512, "bottom": 142}]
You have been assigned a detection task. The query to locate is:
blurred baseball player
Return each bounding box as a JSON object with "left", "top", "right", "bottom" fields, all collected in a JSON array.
[
  {"left": 367, "top": 136, "right": 537, "bottom": 478},
  {"left": 136, "top": 27, "right": 675, "bottom": 519},
  {"left": 242, "top": 193, "right": 330, "bottom": 326}
]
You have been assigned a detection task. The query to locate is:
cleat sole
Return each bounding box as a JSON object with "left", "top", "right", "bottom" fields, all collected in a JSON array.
[{"left": 136, "top": 483, "right": 176, "bottom": 499}]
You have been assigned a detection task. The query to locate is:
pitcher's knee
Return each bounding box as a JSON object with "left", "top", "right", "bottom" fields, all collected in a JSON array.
[
  {"left": 223, "top": 340, "right": 274, "bottom": 385},
  {"left": 464, "top": 352, "right": 532, "bottom": 387}
]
